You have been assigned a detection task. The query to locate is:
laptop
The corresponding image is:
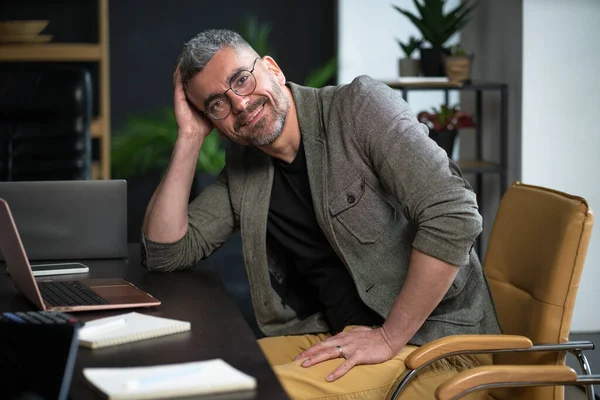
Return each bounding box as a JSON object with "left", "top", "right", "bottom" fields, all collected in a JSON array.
[
  {"left": 0, "top": 180, "right": 128, "bottom": 261},
  {"left": 0, "top": 198, "right": 161, "bottom": 312}
]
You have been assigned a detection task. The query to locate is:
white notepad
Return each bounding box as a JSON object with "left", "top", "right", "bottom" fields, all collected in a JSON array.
[
  {"left": 83, "top": 359, "right": 257, "bottom": 400},
  {"left": 78, "top": 312, "right": 191, "bottom": 349}
]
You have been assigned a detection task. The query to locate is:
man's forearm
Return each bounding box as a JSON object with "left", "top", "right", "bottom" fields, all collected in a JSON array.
[
  {"left": 142, "top": 135, "right": 203, "bottom": 243},
  {"left": 380, "top": 248, "right": 459, "bottom": 352}
]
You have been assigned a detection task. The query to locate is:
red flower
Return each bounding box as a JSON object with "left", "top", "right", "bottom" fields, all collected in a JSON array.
[{"left": 417, "top": 105, "right": 475, "bottom": 131}]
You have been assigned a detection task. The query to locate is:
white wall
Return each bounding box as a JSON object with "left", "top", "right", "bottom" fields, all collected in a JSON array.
[
  {"left": 337, "top": 0, "right": 460, "bottom": 115},
  {"left": 522, "top": 0, "right": 600, "bottom": 332}
]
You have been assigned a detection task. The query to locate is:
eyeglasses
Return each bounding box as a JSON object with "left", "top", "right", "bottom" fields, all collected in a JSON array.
[{"left": 204, "top": 57, "right": 260, "bottom": 120}]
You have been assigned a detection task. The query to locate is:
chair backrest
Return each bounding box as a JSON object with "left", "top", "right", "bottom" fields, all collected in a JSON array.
[
  {"left": 0, "top": 64, "right": 92, "bottom": 180},
  {"left": 483, "top": 182, "right": 594, "bottom": 400}
]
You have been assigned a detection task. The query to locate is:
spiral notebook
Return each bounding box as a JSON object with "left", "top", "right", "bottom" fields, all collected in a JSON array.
[{"left": 78, "top": 312, "right": 191, "bottom": 349}]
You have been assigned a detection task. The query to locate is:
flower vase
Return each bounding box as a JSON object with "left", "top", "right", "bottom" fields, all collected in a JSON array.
[{"left": 428, "top": 129, "right": 458, "bottom": 158}]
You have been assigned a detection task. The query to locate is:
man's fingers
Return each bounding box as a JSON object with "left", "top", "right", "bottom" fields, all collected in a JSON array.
[
  {"left": 326, "top": 358, "right": 357, "bottom": 382},
  {"left": 300, "top": 346, "right": 343, "bottom": 367},
  {"left": 295, "top": 345, "right": 324, "bottom": 361},
  {"left": 173, "top": 63, "right": 184, "bottom": 89},
  {"left": 319, "top": 334, "right": 345, "bottom": 345},
  {"left": 173, "top": 66, "right": 179, "bottom": 86},
  {"left": 174, "top": 73, "right": 183, "bottom": 92},
  {"left": 295, "top": 342, "right": 328, "bottom": 360}
]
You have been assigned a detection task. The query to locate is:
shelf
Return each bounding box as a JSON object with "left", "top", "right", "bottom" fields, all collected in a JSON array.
[
  {"left": 0, "top": 0, "right": 110, "bottom": 180},
  {"left": 91, "top": 161, "right": 101, "bottom": 180},
  {"left": 0, "top": 43, "right": 102, "bottom": 61},
  {"left": 91, "top": 118, "right": 102, "bottom": 138},
  {"left": 385, "top": 80, "right": 462, "bottom": 88},
  {"left": 384, "top": 80, "right": 507, "bottom": 91},
  {"left": 456, "top": 160, "right": 503, "bottom": 174}
]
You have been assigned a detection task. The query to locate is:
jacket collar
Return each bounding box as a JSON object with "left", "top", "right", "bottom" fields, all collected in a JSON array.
[{"left": 287, "top": 81, "right": 324, "bottom": 143}]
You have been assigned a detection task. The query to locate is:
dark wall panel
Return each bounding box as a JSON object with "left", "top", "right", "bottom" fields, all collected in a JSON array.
[
  {"left": 1, "top": 0, "right": 336, "bottom": 133},
  {"left": 109, "top": 0, "right": 336, "bottom": 131}
]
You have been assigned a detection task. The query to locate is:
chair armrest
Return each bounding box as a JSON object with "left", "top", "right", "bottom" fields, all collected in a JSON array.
[
  {"left": 435, "top": 365, "right": 578, "bottom": 400},
  {"left": 406, "top": 335, "right": 533, "bottom": 369}
]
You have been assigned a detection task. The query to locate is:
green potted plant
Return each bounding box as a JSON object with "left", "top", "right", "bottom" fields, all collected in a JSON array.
[
  {"left": 392, "top": 0, "right": 478, "bottom": 77},
  {"left": 417, "top": 104, "right": 475, "bottom": 157},
  {"left": 111, "top": 107, "right": 225, "bottom": 242},
  {"left": 111, "top": 106, "right": 225, "bottom": 182},
  {"left": 443, "top": 44, "right": 474, "bottom": 83},
  {"left": 238, "top": 15, "right": 273, "bottom": 58},
  {"left": 397, "top": 35, "right": 422, "bottom": 77}
]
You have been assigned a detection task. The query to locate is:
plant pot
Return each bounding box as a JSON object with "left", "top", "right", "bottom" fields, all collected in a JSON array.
[
  {"left": 443, "top": 54, "right": 474, "bottom": 83},
  {"left": 419, "top": 47, "right": 450, "bottom": 77},
  {"left": 399, "top": 58, "right": 420, "bottom": 77},
  {"left": 428, "top": 129, "right": 458, "bottom": 158}
]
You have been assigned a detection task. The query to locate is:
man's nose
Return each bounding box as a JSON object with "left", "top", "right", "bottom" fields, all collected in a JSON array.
[{"left": 229, "top": 92, "right": 251, "bottom": 114}]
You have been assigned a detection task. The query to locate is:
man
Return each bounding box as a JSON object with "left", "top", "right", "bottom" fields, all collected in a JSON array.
[{"left": 141, "top": 29, "right": 501, "bottom": 400}]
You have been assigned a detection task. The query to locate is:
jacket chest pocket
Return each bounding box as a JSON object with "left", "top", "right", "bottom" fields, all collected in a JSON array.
[{"left": 329, "top": 177, "right": 396, "bottom": 244}]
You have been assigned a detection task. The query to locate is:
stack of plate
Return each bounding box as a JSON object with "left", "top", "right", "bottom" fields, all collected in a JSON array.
[{"left": 0, "top": 20, "right": 52, "bottom": 44}]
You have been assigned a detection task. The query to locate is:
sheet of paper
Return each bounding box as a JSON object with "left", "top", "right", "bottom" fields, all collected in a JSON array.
[{"left": 83, "top": 359, "right": 256, "bottom": 400}]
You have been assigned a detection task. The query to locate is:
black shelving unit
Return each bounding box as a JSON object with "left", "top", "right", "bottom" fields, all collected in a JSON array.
[{"left": 384, "top": 80, "right": 509, "bottom": 254}]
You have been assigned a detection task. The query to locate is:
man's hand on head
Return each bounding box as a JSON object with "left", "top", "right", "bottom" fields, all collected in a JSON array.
[
  {"left": 173, "top": 66, "right": 214, "bottom": 141},
  {"left": 293, "top": 326, "right": 400, "bottom": 382}
]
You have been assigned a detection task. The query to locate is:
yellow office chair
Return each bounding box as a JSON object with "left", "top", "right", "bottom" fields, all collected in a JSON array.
[{"left": 387, "top": 182, "right": 597, "bottom": 400}]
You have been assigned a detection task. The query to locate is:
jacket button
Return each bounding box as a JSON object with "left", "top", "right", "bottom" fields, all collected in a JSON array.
[{"left": 347, "top": 195, "right": 356, "bottom": 204}]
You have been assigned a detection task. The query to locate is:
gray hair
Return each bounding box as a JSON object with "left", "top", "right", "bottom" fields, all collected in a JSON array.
[{"left": 179, "top": 29, "right": 255, "bottom": 91}]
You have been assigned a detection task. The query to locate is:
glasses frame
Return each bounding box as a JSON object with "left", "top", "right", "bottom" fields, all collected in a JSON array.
[{"left": 204, "top": 57, "right": 261, "bottom": 120}]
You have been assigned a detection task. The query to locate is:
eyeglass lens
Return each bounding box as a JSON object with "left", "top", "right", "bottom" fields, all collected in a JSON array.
[{"left": 207, "top": 60, "right": 258, "bottom": 119}]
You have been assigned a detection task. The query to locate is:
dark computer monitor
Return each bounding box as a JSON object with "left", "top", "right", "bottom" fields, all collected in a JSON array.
[{"left": 0, "top": 322, "right": 80, "bottom": 400}]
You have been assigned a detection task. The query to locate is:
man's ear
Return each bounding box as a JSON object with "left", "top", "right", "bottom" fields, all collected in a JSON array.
[{"left": 262, "top": 56, "right": 286, "bottom": 85}]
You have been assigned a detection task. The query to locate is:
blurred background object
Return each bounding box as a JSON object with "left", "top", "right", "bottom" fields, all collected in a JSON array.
[{"left": 0, "top": 64, "right": 92, "bottom": 180}]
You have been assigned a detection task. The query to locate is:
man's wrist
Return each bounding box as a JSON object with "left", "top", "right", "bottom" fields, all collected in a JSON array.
[
  {"left": 167, "top": 135, "right": 203, "bottom": 176},
  {"left": 379, "top": 323, "right": 408, "bottom": 354},
  {"left": 175, "top": 133, "right": 203, "bottom": 149}
]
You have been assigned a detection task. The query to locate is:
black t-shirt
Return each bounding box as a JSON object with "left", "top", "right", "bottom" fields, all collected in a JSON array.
[{"left": 267, "top": 140, "right": 384, "bottom": 333}]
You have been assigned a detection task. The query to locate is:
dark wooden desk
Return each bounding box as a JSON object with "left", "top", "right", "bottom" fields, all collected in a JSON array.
[{"left": 0, "top": 244, "right": 289, "bottom": 400}]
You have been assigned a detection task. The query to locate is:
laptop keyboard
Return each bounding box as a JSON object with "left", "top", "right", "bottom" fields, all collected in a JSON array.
[{"left": 38, "top": 281, "right": 109, "bottom": 306}]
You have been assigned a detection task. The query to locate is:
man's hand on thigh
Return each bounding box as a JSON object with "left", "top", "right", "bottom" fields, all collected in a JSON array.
[{"left": 294, "top": 326, "right": 396, "bottom": 382}]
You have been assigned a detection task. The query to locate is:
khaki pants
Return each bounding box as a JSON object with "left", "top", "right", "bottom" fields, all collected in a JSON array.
[{"left": 258, "top": 328, "right": 491, "bottom": 400}]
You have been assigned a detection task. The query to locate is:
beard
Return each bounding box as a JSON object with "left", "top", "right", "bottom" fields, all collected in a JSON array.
[{"left": 233, "top": 77, "right": 289, "bottom": 147}]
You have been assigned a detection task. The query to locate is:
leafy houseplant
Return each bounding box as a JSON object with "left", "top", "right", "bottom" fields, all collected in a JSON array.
[
  {"left": 238, "top": 15, "right": 273, "bottom": 59},
  {"left": 111, "top": 106, "right": 225, "bottom": 180},
  {"left": 397, "top": 36, "right": 422, "bottom": 77},
  {"left": 417, "top": 105, "right": 475, "bottom": 157},
  {"left": 392, "top": 0, "right": 478, "bottom": 76}
]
